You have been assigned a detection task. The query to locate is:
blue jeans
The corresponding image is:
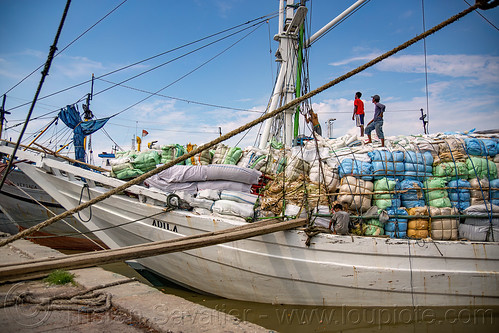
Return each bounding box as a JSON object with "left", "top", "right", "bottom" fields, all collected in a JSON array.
[{"left": 365, "top": 120, "right": 384, "bottom": 139}]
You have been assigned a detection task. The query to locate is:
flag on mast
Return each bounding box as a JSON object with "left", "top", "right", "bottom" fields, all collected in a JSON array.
[{"left": 142, "top": 129, "right": 149, "bottom": 137}]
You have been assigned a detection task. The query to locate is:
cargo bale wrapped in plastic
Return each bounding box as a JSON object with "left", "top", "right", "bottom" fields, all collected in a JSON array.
[
  {"left": 367, "top": 150, "right": 404, "bottom": 179},
  {"left": 284, "top": 156, "right": 310, "bottom": 182},
  {"left": 491, "top": 179, "right": 499, "bottom": 206},
  {"left": 438, "top": 137, "right": 467, "bottom": 163},
  {"left": 433, "top": 161, "right": 468, "bottom": 182},
  {"left": 384, "top": 207, "right": 408, "bottom": 238},
  {"left": 212, "top": 144, "right": 243, "bottom": 165},
  {"left": 338, "top": 158, "right": 373, "bottom": 181},
  {"left": 237, "top": 146, "right": 268, "bottom": 170},
  {"left": 466, "top": 156, "right": 498, "bottom": 180},
  {"left": 469, "top": 178, "right": 489, "bottom": 206},
  {"left": 132, "top": 150, "right": 161, "bottom": 172},
  {"left": 447, "top": 179, "right": 471, "bottom": 211},
  {"left": 363, "top": 218, "right": 384, "bottom": 236},
  {"left": 212, "top": 199, "right": 254, "bottom": 219},
  {"left": 308, "top": 159, "right": 340, "bottom": 192},
  {"left": 462, "top": 204, "right": 499, "bottom": 241},
  {"left": 312, "top": 205, "right": 331, "bottom": 229},
  {"left": 407, "top": 207, "right": 430, "bottom": 239},
  {"left": 429, "top": 207, "right": 459, "bottom": 240},
  {"left": 403, "top": 151, "right": 433, "bottom": 181},
  {"left": 373, "top": 177, "right": 401, "bottom": 210},
  {"left": 259, "top": 148, "right": 288, "bottom": 175},
  {"left": 111, "top": 162, "right": 144, "bottom": 180},
  {"left": 338, "top": 176, "right": 373, "bottom": 213},
  {"left": 400, "top": 179, "right": 425, "bottom": 208},
  {"left": 424, "top": 177, "right": 451, "bottom": 208},
  {"left": 464, "top": 138, "right": 498, "bottom": 157},
  {"left": 160, "top": 144, "right": 187, "bottom": 165}
]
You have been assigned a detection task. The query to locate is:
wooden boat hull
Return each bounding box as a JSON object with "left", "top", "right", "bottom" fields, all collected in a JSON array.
[
  {"left": 0, "top": 169, "right": 106, "bottom": 251},
  {"left": 17, "top": 162, "right": 499, "bottom": 307}
]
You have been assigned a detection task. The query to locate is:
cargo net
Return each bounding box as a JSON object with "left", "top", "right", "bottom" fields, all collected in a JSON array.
[{"left": 108, "top": 132, "right": 498, "bottom": 242}]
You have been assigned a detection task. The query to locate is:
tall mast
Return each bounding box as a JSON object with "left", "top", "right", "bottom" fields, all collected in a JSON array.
[
  {"left": 259, "top": 0, "right": 306, "bottom": 149},
  {"left": 259, "top": 0, "right": 369, "bottom": 149}
]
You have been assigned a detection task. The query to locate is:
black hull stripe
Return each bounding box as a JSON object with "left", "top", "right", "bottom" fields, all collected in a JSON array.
[{"left": 0, "top": 190, "right": 64, "bottom": 209}]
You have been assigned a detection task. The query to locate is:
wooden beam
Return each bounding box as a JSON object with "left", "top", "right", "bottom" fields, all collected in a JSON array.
[
  {"left": 0, "top": 218, "right": 307, "bottom": 282},
  {"left": 0, "top": 139, "right": 110, "bottom": 173}
]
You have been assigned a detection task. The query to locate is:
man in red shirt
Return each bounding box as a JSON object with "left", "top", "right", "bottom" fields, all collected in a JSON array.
[{"left": 352, "top": 91, "right": 364, "bottom": 137}]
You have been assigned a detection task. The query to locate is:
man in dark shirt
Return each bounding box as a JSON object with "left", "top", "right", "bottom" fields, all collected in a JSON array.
[{"left": 365, "top": 94, "right": 386, "bottom": 147}]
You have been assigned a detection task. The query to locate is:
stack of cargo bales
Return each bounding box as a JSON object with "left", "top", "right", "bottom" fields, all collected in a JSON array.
[
  {"left": 491, "top": 179, "right": 499, "bottom": 206},
  {"left": 337, "top": 176, "right": 373, "bottom": 213},
  {"left": 384, "top": 207, "right": 408, "bottom": 238},
  {"left": 433, "top": 161, "right": 468, "bottom": 182},
  {"left": 459, "top": 204, "right": 499, "bottom": 241},
  {"left": 494, "top": 153, "right": 499, "bottom": 175},
  {"left": 429, "top": 207, "right": 459, "bottom": 240},
  {"left": 308, "top": 160, "right": 340, "bottom": 193},
  {"left": 469, "top": 178, "right": 489, "bottom": 206},
  {"left": 284, "top": 157, "right": 310, "bottom": 182},
  {"left": 403, "top": 151, "right": 433, "bottom": 181},
  {"left": 400, "top": 179, "right": 425, "bottom": 208},
  {"left": 447, "top": 179, "right": 471, "bottom": 211},
  {"left": 131, "top": 150, "right": 161, "bottom": 173},
  {"left": 367, "top": 150, "right": 404, "bottom": 179},
  {"left": 424, "top": 177, "right": 451, "bottom": 208},
  {"left": 466, "top": 156, "right": 497, "bottom": 181},
  {"left": 160, "top": 144, "right": 187, "bottom": 165},
  {"left": 373, "top": 177, "right": 401, "bottom": 210},
  {"left": 212, "top": 144, "right": 243, "bottom": 165},
  {"left": 406, "top": 207, "right": 429, "bottom": 239},
  {"left": 237, "top": 146, "right": 268, "bottom": 171},
  {"left": 338, "top": 158, "right": 373, "bottom": 181}
]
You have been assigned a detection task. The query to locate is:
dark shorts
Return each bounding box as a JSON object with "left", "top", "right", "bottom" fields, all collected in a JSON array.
[{"left": 355, "top": 114, "right": 364, "bottom": 127}]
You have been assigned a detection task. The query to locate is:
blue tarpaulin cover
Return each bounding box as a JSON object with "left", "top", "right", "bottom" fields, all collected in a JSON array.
[{"left": 58, "top": 105, "right": 109, "bottom": 162}]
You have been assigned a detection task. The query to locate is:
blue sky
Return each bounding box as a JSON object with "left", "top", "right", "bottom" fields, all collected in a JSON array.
[{"left": 1, "top": 0, "right": 498, "bottom": 160}]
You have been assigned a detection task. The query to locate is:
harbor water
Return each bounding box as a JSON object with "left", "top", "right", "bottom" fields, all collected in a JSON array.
[{"left": 101, "top": 261, "right": 499, "bottom": 333}]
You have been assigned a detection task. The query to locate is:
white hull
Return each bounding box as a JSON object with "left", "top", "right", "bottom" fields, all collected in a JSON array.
[{"left": 15, "top": 159, "right": 499, "bottom": 307}]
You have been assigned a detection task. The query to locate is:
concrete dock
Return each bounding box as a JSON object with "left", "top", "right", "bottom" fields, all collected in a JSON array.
[{"left": 0, "top": 235, "right": 271, "bottom": 332}]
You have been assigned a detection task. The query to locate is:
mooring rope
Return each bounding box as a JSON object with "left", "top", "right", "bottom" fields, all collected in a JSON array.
[
  {"left": 0, "top": 1, "right": 488, "bottom": 248},
  {"left": 0, "top": 277, "right": 135, "bottom": 312}
]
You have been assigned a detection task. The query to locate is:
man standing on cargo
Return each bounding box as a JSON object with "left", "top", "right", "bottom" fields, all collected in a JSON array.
[
  {"left": 365, "top": 94, "right": 385, "bottom": 147},
  {"left": 329, "top": 204, "right": 349, "bottom": 235},
  {"left": 306, "top": 109, "right": 322, "bottom": 136},
  {"left": 352, "top": 91, "right": 364, "bottom": 137}
]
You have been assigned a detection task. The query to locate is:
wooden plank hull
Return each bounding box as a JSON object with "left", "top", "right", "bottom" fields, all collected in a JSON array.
[{"left": 0, "top": 169, "right": 106, "bottom": 251}]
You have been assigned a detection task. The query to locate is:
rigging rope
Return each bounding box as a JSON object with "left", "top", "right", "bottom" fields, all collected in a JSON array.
[
  {"left": 0, "top": 1, "right": 488, "bottom": 247},
  {"left": 2, "top": 0, "right": 129, "bottom": 96},
  {"left": 3, "top": 14, "right": 278, "bottom": 115}
]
